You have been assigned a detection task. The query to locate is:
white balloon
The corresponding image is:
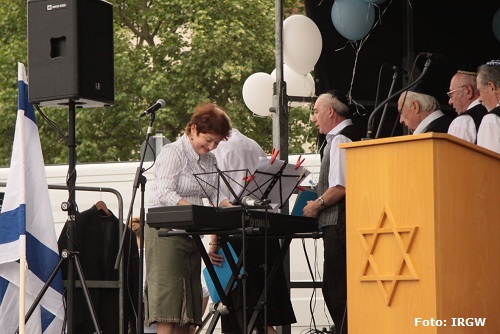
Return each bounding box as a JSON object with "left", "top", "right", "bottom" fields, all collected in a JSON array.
[
  {"left": 493, "top": 8, "right": 500, "bottom": 43},
  {"left": 242, "top": 72, "right": 275, "bottom": 116},
  {"left": 283, "top": 15, "right": 323, "bottom": 75},
  {"left": 271, "top": 65, "right": 315, "bottom": 106}
]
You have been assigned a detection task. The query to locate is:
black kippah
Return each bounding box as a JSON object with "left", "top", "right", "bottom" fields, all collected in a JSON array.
[
  {"left": 408, "top": 82, "right": 432, "bottom": 96},
  {"left": 326, "top": 89, "right": 349, "bottom": 106},
  {"left": 457, "top": 63, "right": 478, "bottom": 75}
]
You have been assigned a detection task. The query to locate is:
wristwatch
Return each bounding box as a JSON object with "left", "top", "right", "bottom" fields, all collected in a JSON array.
[{"left": 318, "top": 196, "right": 327, "bottom": 207}]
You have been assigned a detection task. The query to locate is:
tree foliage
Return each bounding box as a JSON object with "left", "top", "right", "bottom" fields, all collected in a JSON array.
[{"left": 0, "top": 0, "right": 315, "bottom": 166}]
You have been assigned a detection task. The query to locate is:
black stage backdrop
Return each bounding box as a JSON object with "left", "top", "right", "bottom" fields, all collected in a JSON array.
[{"left": 304, "top": 0, "right": 500, "bottom": 137}]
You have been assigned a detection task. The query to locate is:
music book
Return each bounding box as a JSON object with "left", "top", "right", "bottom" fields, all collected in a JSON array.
[
  {"left": 202, "top": 243, "right": 242, "bottom": 303},
  {"left": 291, "top": 189, "right": 317, "bottom": 216}
]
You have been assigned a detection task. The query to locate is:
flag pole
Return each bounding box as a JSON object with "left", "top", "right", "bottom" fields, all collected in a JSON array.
[
  {"left": 18, "top": 64, "right": 28, "bottom": 334},
  {"left": 1, "top": 62, "right": 65, "bottom": 333},
  {"left": 19, "top": 238, "right": 26, "bottom": 334}
]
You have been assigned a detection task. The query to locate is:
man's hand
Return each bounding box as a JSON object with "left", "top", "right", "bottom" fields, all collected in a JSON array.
[{"left": 303, "top": 199, "right": 321, "bottom": 217}]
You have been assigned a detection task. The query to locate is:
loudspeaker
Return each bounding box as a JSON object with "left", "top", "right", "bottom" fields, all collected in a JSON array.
[{"left": 28, "top": 0, "right": 114, "bottom": 108}]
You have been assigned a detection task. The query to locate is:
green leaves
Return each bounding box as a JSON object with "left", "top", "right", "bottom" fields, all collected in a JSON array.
[{"left": 0, "top": 0, "right": 315, "bottom": 166}]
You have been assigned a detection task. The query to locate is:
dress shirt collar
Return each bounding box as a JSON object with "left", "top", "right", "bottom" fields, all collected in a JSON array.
[
  {"left": 325, "top": 119, "right": 353, "bottom": 141},
  {"left": 414, "top": 110, "right": 444, "bottom": 134},
  {"left": 467, "top": 98, "right": 481, "bottom": 110}
]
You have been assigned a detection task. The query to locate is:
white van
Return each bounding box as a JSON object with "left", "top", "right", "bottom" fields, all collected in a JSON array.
[{"left": 1, "top": 153, "right": 333, "bottom": 333}]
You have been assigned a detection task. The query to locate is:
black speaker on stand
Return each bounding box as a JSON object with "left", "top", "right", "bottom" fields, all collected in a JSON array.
[
  {"left": 25, "top": 1, "right": 114, "bottom": 333},
  {"left": 28, "top": 0, "right": 114, "bottom": 108}
]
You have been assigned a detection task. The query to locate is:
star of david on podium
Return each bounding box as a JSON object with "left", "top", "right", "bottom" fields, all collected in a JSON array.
[{"left": 358, "top": 204, "right": 419, "bottom": 306}]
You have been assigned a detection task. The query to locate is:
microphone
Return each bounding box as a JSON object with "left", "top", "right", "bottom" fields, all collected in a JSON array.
[
  {"left": 241, "top": 196, "right": 271, "bottom": 208},
  {"left": 139, "top": 99, "right": 166, "bottom": 117},
  {"left": 421, "top": 52, "right": 445, "bottom": 61},
  {"left": 391, "top": 65, "right": 408, "bottom": 75}
]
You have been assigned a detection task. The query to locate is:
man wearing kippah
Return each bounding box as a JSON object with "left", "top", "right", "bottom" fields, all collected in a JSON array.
[
  {"left": 476, "top": 60, "right": 500, "bottom": 154},
  {"left": 303, "top": 90, "right": 364, "bottom": 334},
  {"left": 398, "top": 83, "right": 454, "bottom": 134},
  {"left": 447, "top": 65, "right": 487, "bottom": 143}
]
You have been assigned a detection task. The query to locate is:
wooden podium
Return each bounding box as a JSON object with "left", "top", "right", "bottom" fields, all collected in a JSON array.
[{"left": 340, "top": 133, "right": 499, "bottom": 334}]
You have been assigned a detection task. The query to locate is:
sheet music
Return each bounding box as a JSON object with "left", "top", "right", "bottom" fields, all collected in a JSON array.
[{"left": 241, "top": 156, "right": 310, "bottom": 208}]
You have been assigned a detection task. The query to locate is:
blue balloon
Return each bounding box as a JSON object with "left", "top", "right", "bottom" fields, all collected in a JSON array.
[
  {"left": 364, "top": 0, "right": 387, "bottom": 4},
  {"left": 493, "top": 8, "right": 500, "bottom": 43},
  {"left": 331, "top": 0, "right": 376, "bottom": 41}
]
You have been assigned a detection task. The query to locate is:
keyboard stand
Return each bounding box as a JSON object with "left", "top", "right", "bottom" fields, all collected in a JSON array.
[
  {"left": 151, "top": 205, "right": 320, "bottom": 333},
  {"left": 159, "top": 230, "right": 322, "bottom": 334},
  {"left": 159, "top": 228, "right": 247, "bottom": 333}
]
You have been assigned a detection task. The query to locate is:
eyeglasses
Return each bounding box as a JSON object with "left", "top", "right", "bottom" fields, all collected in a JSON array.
[{"left": 447, "top": 85, "right": 466, "bottom": 98}]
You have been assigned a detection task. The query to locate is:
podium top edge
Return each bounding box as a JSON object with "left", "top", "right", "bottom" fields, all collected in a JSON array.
[{"left": 340, "top": 133, "right": 500, "bottom": 159}]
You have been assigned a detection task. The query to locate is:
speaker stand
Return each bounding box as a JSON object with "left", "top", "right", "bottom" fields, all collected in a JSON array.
[
  {"left": 65, "top": 100, "right": 102, "bottom": 333},
  {"left": 16, "top": 100, "right": 102, "bottom": 334}
]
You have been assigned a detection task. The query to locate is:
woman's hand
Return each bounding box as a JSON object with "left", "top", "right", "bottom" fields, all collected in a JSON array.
[
  {"left": 207, "top": 236, "right": 224, "bottom": 267},
  {"left": 220, "top": 199, "right": 233, "bottom": 208}
]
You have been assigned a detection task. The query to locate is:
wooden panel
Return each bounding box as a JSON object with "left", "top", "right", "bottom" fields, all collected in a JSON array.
[
  {"left": 432, "top": 138, "right": 499, "bottom": 333},
  {"left": 342, "top": 134, "right": 499, "bottom": 334}
]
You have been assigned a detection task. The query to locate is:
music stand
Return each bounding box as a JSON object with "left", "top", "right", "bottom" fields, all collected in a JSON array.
[
  {"left": 193, "top": 160, "right": 309, "bottom": 333},
  {"left": 240, "top": 156, "right": 310, "bottom": 208},
  {"left": 194, "top": 156, "right": 310, "bottom": 209},
  {"left": 237, "top": 156, "right": 308, "bottom": 333},
  {"left": 192, "top": 167, "right": 251, "bottom": 332},
  {"left": 193, "top": 166, "right": 253, "bottom": 207}
]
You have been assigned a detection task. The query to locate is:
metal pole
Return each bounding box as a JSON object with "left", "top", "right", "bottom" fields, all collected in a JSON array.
[
  {"left": 274, "top": 2, "right": 291, "bottom": 334},
  {"left": 66, "top": 100, "right": 76, "bottom": 334},
  {"left": 273, "top": 0, "right": 288, "bottom": 164}
]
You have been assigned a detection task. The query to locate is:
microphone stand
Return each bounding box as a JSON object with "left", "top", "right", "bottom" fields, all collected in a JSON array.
[
  {"left": 242, "top": 198, "right": 271, "bottom": 334},
  {"left": 375, "top": 67, "right": 401, "bottom": 139},
  {"left": 365, "top": 58, "right": 432, "bottom": 139},
  {"left": 114, "top": 111, "right": 157, "bottom": 334}
]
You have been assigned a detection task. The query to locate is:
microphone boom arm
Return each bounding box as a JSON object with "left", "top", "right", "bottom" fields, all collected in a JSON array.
[
  {"left": 375, "top": 68, "right": 400, "bottom": 138},
  {"left": 365, "top": 58, "right": 432, "bottom": 139}
]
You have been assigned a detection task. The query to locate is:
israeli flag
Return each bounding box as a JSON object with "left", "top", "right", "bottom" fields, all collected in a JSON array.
[{"left": 0, "top": 63, "right": 64, "bottom": 333}]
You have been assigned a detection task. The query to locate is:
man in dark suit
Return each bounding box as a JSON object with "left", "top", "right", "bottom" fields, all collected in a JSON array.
[{"left": 398, "top": 83, "right": 453, "bottom": 134}]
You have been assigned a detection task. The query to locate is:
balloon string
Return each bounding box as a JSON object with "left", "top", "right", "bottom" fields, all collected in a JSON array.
[{"left": 343, "top": 0, "right": 395, "bottom": 116}]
